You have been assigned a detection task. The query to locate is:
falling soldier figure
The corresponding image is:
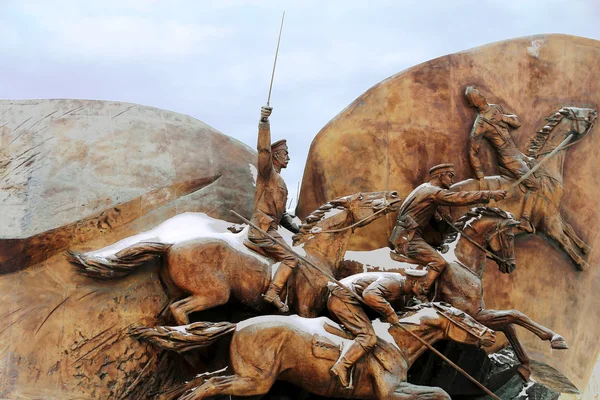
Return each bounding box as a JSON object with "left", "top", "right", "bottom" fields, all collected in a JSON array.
[
  {"left": 389, "top": 163, "right": 507, "bottom": 296},
  {"left": 243, "top": 106, "right": 300, "bottom": 313},
  {"left": 465, "top": 86, "right": 539, "bottom": 233},
  {"left": 327, "top": 270, "right": 428, "bottom": 389}
]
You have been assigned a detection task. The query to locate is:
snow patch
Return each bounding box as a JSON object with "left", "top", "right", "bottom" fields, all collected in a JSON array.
[
  {"left": 517, "top": 380, "right": 535, "bottom": 398},
  {"left": 249, "top": 164, "right": 258, "bottom": 187},
  {"left": 527, "top": 39, "right": 545, "bottom": 58},
  {"left": 345, "top": 247, "right": 419, "bottom": 272},
  {"left": 88, "top": 212, "right": 271, "bottom": 266}
]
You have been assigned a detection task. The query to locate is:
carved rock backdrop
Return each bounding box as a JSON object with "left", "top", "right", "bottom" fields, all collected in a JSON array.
[
  {"left": 297, "top": 34, "right": 600, "bottom": 390},
  {"left": 0, "top": 99, "right": 256, "bottom": 398}
]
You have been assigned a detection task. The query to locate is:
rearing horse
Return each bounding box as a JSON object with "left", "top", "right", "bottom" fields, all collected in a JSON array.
[
  {"left": 356, "top": 207, "right": 567, "bottom": 380},
  {"left": 69, "top": 191, "right": 402, "bottom": 323},
  {"left": 451, "top": 106, "right": 597, "bottom": 270}
]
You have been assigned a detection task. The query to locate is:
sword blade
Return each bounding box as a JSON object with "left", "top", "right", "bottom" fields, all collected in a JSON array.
[{"left": 266, "top": 11, "right": 285, "bottom": 107}]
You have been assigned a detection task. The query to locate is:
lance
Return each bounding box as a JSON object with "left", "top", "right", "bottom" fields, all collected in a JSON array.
[
  {"left": 231, "top": 210, "right": 500, "bottom": 399},
  {"left": 230, "top": 210, "right": 357, "bottom": 298},
  {"left": 508, "top": 133, "right": 573, "bottom": 191},
  {"left": 266, "top": 11, "right": 285, "bottom": 107}
]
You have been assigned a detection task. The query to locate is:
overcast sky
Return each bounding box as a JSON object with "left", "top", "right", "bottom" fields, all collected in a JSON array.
[{"left": 2, "top": 0, "right": 599, "bottom": 195}]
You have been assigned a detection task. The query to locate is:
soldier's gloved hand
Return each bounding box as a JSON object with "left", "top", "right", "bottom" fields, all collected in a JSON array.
[
  {"left": 383, "top": 312, "right": 400, "bottom": 326},
  {"left": 489, "top": 107, "right": 503, "bottom": 123},
  {"left": 260, "top": 106, "right": 273, "bottom": 122},
  {"left": 491, "top": 190, "right": 508, "bottom": 201}
]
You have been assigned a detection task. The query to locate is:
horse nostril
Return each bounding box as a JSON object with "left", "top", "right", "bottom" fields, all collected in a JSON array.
[{"left": 391, "top": 191, "right": 398, "bottom": 197}]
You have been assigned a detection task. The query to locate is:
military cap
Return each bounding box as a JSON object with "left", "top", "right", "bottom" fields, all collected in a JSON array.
[
  {"left": 271, "top": 139, "right": 288, "bottom": 152},
  {"left": 405, "top": 269, "right": 428, "bottom": 278},
  {"left": 429, "top": 163, "right": 455, "bottom": 176}
]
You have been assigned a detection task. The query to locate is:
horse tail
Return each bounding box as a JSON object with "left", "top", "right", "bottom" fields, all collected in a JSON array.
[
  {"left": 68, "top": 241, "right": 172, "bottom": 280},
  {"left": 129, "top": 321, "right": 237, "bottom": 352}
]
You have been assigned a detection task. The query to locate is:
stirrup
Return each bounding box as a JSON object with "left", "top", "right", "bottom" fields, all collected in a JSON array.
[
  {"left": 330, "top": 363, "right": 353, "bottom": 389},
  {"left": 263, "top": 292, "right": 289, "bottom": 313},
  {"left": 519, "top": 217, "right": 535, "bottom": 234}
]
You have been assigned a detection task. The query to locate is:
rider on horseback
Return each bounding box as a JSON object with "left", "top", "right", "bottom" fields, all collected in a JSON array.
[
  {"left": 389, "top": 163, "right": 507, "bottom": 296},
  {"left": 465, "top": 86, "right": 539, "bottom": 233},
  {"left": 243, "top": 106, "right": 300, "bottom": 313},
  {"left": 327, "top": 270, "right": 428, "bottom": 389}
]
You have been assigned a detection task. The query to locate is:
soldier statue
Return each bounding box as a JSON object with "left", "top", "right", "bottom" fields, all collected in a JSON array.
[
  {"left": 327, "top": 270, "right": 428, "bottom": 389},
  {"left": 243, "top": 106, "right": 300, "bottom": 312},
  {"left": 389, "top": 163, "right": 507, "bottom": 295},
  {"left": 465, "top": 86, "right": 538, "bottom": 233}
]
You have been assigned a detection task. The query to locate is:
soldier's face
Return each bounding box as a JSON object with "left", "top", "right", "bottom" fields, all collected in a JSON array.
[
  {"left": 274, "top": 149, "right": 290, "bottom": 169},
  {"left": 440, "top": 172, "right": 454, "bottom": 189},
  {"left": 467, "top": 89, "right": 487, "bottom": 109}
]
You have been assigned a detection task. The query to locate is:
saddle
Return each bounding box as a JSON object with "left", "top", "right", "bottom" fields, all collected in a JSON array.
[{"left": 311, "top": 322, "right": 398, "bottom": 373}]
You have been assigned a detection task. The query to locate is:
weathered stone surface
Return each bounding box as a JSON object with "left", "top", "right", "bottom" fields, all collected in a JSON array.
[
  {"left": 0, "top": 99, "right": 257, "bottom": 398},
  {"left": 297, "top": 34, "right": 600, "bottom": 389}
]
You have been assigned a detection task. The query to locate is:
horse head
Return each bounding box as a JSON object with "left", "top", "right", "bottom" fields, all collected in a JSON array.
[
  {"left": 528, "top": 106, "right": 597, "bottom": 158},
  {"left": 293, "top": 191, "right": 401, "bottom": 246},
  {"left": 453, "top": 207, "right": 520, "bottom": 274},
  {"left": 387, "top": 303, "right": 495, "bottom": 355}
]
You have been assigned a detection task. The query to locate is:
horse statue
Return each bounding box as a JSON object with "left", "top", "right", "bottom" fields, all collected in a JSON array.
[
  {"left": 130, "top": 303, "right": 496, "bottom": 400},
  {"left": 451, "top": 106, "right": 597, "bottom": 270},
  {"left": 68, "top": 191, "right": 402, "bottom": 324},
  {"left": 351, "top": 207, "right": 567, "bottom": 381}
]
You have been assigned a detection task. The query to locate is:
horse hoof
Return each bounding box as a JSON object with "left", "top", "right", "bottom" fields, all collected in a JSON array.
[
  {"left": 517, "top": 365, "right": 531, "bottom": 382},
  {"left": 551, "top": 334, "right": 569, "bottom": 350},
  {"left": 582, "top": 244, "right": 593, "bottom": 255}
]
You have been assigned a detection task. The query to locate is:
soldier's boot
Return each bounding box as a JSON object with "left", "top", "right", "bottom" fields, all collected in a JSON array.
[
  {"left": 520, "top": 191, "right": 536, "bottom": 234},
  {"left": 422, "top": 264, "right": 445, "bottom": 296},
  {"left": 330, "top": 342, "right": 366, "bottom": 389},
  {"left": 263, "top": 263, "right": 293, "bottom": 313}
]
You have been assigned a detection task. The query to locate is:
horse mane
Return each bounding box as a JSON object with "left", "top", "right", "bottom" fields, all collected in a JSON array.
[
  {"left": 527, "top": 107, "right": 571, "bottom": 157},
  {"left": 292, "top": 199, "right": 349, "bottom": 245},
  {"left": 444, "top": 207, "right": 514, "bottom": 244}
]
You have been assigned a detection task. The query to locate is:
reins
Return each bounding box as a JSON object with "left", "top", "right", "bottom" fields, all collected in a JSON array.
[{"left": 309, "top": 201, "right": 398, "bottom": 234}]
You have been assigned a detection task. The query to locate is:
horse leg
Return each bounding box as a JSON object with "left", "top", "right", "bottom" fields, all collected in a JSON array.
[
  {"left": 500, "top": 324, "right": 531, "bottom": 381},
  {"left": 388, "top": 382, "right": 450, "bottom": 400},
  {"left": 561, "top": 217, "right": 592, "bottom": 254},
  {"left": 292, "top": 264, "right": 328, "bottom": 317},
  {"left": 170, "top": 289, "right": 230, "bottom": 325},
  {"left": 179, "top": 374, "right": 275, "bottom": 400},
  {"left": 541, "top": 216, "right": 588, "bottom": 270},
  {"left": 475, "top": 309, "right": 567, "bottom": 349}
]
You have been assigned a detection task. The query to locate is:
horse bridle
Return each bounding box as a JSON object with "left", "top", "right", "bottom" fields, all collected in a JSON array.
[{"left": 441, "top": 216, "right": 514, "bottom": 266}]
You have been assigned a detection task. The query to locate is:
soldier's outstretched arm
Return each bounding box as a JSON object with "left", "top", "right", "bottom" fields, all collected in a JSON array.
[
  {"left": 434, "top": 188, "right": 507, "bottom": 206},
  {"left": 257, "top": 106, "right": 274, "bottom": 178}
]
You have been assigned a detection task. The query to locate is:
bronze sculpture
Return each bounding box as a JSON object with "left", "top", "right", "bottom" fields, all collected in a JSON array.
[
  {"left": 243, "top": 106, "right": 300, "bottom": 312},
  {"left": 69, "top": 190, "right": 402, "bottom": 323},
  {"left": 389, "top": 163, "right": 507, "bottom": 295},
  {"left": 452, "top": 104, "right": 597, "bottom": 270},
  {"left": 387, "top": 207, "right": 568, "bottom": 380},
  {"left": 327, "top": 270, "right": 428, "bottom": 388},
  {"left": 131, "top": 303, "right": 496, "bottom": 400},
  {"left": 464, "top": 86, "right": 538, "bottom": 233}
]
